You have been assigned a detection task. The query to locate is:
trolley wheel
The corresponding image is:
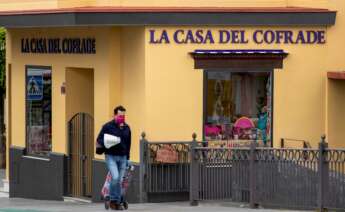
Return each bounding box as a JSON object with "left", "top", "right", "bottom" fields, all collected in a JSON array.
[
  {"left": 123, "top": 201, "right": 129, "bottom": 210},
  {"left": 104, "top": 200, "right": 110, "bottom": 210}
]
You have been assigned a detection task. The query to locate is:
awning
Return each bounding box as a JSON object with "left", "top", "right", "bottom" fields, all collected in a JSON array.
[
  {"left": 0, "top": 6, "right": 336, "bottom": 27},
  {"left": 190, "top": 49, "right": 288, "bottom": 70},
  {"left": 328, "top": 71, "right": 345, "bottom": 80}
]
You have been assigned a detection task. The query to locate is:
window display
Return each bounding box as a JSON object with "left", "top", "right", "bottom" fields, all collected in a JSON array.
[
  {"left": 204, "top": 71, "right": 272, "bottom": 147},
  {"left": 26, "top": 66, "right": 52, "bottom": 155}
]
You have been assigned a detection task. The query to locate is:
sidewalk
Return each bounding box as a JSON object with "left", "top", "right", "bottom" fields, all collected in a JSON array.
[
  {"left": 0, "top": 197, "right": 308, "bottom": 212},
  {"left": 0, "top": 169, "right": 4, "bottom": 190}
]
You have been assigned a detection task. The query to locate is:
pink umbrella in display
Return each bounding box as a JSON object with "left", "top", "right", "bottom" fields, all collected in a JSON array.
[
  {"left": 232, "top": 117, "right": 255, "bottom": 141},
  {"left": 234, "top": 117, "right": 255, "bottom": 129}
]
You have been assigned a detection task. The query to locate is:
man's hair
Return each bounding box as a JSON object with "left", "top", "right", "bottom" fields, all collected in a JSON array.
[{"left": 114, "top": 105, "right": 126, "bottom": 115}]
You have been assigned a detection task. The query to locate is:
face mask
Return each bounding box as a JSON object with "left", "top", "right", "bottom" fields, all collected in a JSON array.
[{"left": 115, "top": 115, "right": 125, "bottom": 124}]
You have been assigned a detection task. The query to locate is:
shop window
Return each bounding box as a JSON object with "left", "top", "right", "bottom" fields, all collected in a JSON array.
[
  {"left": 204, "top": 71, "right": 272, "bottom": 147},
  {"left": 26, "top": 66, "right": 52, "bottom": 155}
]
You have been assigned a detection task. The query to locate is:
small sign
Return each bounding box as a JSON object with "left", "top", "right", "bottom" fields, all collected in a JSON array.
[
  {"left": 156, "top": 145, "right": 178, "bottom": 163},
  {"left": 61, "top": 82, "right": 66, "bottom": 95},
  {"left": 27, "top": 74, "right": 43, "bottom": 101}
]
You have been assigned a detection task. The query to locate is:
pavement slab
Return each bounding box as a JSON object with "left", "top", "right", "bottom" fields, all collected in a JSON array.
[{"left": 0, "top": 196, "right": 309, "bottom": 212}]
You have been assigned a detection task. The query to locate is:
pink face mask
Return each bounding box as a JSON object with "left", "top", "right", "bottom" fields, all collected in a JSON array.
[{"left": 115, "top": 115, "right": 125, "bottom": 124}]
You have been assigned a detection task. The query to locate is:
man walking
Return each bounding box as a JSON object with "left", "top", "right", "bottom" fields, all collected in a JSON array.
[{"left": 97, "top": 106, "right": 131, "bottom": 210}]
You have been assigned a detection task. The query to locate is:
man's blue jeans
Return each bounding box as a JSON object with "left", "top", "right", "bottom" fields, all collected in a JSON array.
[{"left": 105, "top": 155, "right": 127, "bottom": 203}]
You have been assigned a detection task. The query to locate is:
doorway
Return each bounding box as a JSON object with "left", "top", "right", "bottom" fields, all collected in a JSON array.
[
  {"left": 327, "top": 78, "right": 345, "bottom": 148},
  {"left": 66, "top": 68, "right": 94, "bottom": 198}
]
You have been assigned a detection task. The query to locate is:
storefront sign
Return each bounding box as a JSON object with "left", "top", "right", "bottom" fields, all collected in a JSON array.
[
  {"left": 149, "top": 29, "right": 326, "bottom": 44},
  {"left": 21, "top": 38, "right": 96, "bottom": 54},
  {"left": 155, "top": 145, "right": 178, "bottom": 163}
]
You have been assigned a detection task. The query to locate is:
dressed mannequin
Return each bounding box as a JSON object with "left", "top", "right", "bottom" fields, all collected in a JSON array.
[
  {"left": 257, "top": 106, "right": 268, "bottom": 146},
  {"left": 212, "top": 80, "right": 224, "bottom": 124}
]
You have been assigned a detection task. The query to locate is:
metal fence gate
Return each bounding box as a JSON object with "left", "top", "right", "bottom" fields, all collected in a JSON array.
[
  {"left": 190, "top": 139, "right": 345, "bottom": 211},
  {"left": 140, "top": 133, "right": 345, "bottom": 211},
  {"left": 67, "top": 113, "right": 94, "bottom": 198}
]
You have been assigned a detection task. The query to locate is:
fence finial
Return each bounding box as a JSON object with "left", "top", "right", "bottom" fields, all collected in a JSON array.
[
  {"left": 192, "top": 133, "right": 197, "bottom": 141},
  {"left": 321, "top": 134, "right": 326, "bottom": 143},
  {"left": 141, "top": 132, "right": 146, "bottom": 139}
]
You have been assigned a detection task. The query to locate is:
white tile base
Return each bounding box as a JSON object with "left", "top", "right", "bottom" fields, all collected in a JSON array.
[{"left": 2, "top": 179, "right": 9, "bottom": 192}]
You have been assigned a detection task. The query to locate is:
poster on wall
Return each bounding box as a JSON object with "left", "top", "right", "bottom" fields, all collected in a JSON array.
[
  {"left": 27, "top": 69, "right": 43, "bottom": 101},
  {"left": 27, "top": 125, "right": 50, "bottom": 153}
]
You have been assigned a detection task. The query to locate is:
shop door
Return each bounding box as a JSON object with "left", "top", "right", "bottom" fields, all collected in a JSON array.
[
  {"left": 67, "top": 112, "right": 94, "bottom": 198},
  {"left": 65, "top": 67, "right": 94, "bottom": 198}
]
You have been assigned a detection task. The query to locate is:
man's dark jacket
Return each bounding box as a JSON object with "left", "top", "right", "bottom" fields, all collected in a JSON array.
[{"left": 96, "top": 120, "right": 131, "bottom": 159}]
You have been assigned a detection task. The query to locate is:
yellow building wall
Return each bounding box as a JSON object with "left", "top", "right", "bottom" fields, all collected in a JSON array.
[
  {"left": 0, "top": 0, "right": 336, "bottom": 11},
  {"left": 66, "top": 68, "right": 94, "bottom": 122},
  {"left": 105, "top": 0, "right": 287, "bottom": 7},
  {"left": 144, "top": 28, "right": 203, "bottom": 141},
  {"left": 7, "top": 27, "right": 119, "bottom": 156},
  {"left": 58, "top": 0, "right": 97, "bottom": 8},
  {"left": 144, "top": 26, "right": 328, "bottom": 148},
  {"left": 0, "top": 0, "right": 57, "bottom": 11},
  {"left": 108, "top": 28, "right": 122, "bottom": 124},
  {"left": 325, "top": 0, "right": 345, "bottom": 146},
  {"left": 121, "top": 27, "right": 146, "bottom": 162},
  {"left": 287, "top": 0, "right": 329, "bottom": 8},
  {"left": 327, "top": 79, "right": 345, "bottom": 148},
  {"left": 273, "top": 39, "right": 327, "bottom": 148},
  {"left": 6, "top": 26, "right": 146, "bottom": 164},
  {"left": 92, "top": 27, "right": 146, "bottom": 162}
]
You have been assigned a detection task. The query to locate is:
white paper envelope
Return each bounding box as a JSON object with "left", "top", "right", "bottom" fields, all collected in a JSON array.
[{"left": 104, "top": 133, "right": 121, "bottom": 149}]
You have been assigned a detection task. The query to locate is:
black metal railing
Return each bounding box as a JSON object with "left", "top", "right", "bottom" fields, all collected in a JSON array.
[
  {"left": 324, "top": 148, "right": 345, "bottom": 210},
  {"left": 140, "top": 134, "right": 256, "bottom": 195},
  {"left": 140, "top": 133, "right": 345, "bottom": 211},
  {"left": 146, "top": 142, "right": 191, "bottom": 193},
  {"left": 253, "top": 147, "right": 319, "bottom": 209},
  {"left": 140, "top": 133, "right": 196, "bottom": 194},
  {"left": 190, "top": 136, "right": 345, "bottom": 211}
]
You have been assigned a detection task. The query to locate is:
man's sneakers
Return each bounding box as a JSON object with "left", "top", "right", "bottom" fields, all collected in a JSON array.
[
  {"left": 109, "top": 201, "right": 124, "bottom": 210},
  {"left": 104, "top": 196, "right": 110, "bottom": 210}
]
